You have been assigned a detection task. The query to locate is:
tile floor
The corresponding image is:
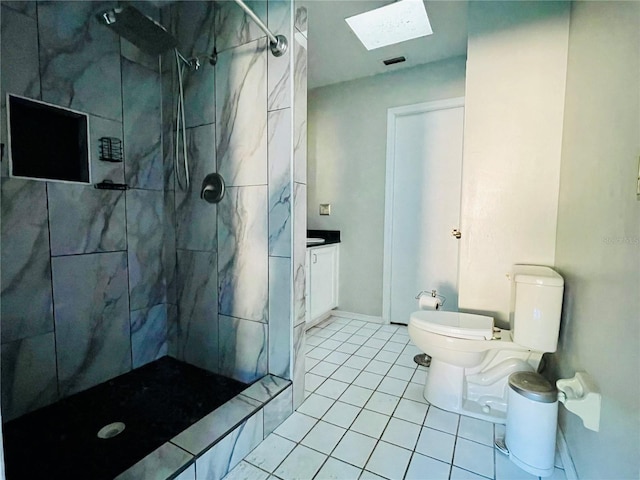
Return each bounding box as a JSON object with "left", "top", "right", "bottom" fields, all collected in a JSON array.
[{"left": 224, "top": 316, "right": 567, "bottom": 480}]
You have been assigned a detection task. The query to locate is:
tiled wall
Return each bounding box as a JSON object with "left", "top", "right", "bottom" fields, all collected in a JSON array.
[
  {"left": 0, "top": 1, "right": 170, "bottom": 422},
  {"left": 165, "top": 0, "right": 299, "bottom": 385},
  {"left": 0, "top": 0, "right": 306, "bottom": 425}
]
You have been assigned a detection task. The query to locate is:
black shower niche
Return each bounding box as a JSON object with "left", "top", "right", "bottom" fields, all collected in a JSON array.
[{"left": 7, "top": 94, "right": 90, "bottom": 183}]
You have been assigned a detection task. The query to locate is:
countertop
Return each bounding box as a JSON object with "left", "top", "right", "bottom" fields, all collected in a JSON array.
[{"left": 307, "top": 229, "right": 340, "bottom": 246}]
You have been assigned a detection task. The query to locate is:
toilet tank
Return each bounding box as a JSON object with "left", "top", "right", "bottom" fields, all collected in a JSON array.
[{"left": 511, "top": 265, "right": 564, "bottom": 352}]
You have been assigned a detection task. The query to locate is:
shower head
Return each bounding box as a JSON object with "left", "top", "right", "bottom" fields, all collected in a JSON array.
[{"left": 97, "top": 6, "right": 178, "bottom": 56}]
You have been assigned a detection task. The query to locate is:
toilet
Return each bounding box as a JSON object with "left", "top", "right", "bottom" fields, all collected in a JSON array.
[{"left": 408, "top": 265, "right": 564, "bottom": 423}]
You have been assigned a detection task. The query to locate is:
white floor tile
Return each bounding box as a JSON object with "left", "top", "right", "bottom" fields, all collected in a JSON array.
[
  {"left": 315, "top": 378, "right": 350, "bottom": 399},
  {"left": 495, "top": 450, "right": 539, "bottom": 480},
  {"left": 453, "top": 437, "right": 494, "bottom": 479},
  {"left": 379, "top": 325, "right": 399, "bottom": 333},
  {"left": 309, "top": 361, "right": 339, "bottom": 378},
  {"left": 389, "top": 334, "right": 409, "bottom": 344},
  {"left": 223, "top": 460, "right": 270, "bottom": 480},
  {"left": 315, "top": 457, "right": 363, "bottom": 480},
  {"left": 365, "top": 441, "right": 412, "bottom": 480},
  {"left": 374, "top": 350, "right": 400, "bottom": 363},
  {"left": 353, "top": 371, "right": 384, "bottom": 390},
  {"left": 414, "top": 426, "right": 456, "bottom": 463},
  {"left": 336, "top": 342, "right": 359, "bottom": 354},
  {"left": 354, "top": 346, "right": 379, "bottom": 359},
  {"left": 424, "top": 406, "right": 460, "bottom": 434},
  {"left": 322, "top": 321, "right": 343, "bottom": 331},
  {"left": 319, "top": 339, "right": 343, "bottom": 351},
  {"left": 402, "top": 383, "right": 428, "bottom": 404},
  {"left": 323, "top": 401, "right": 361, "bottom": 428},
  {"left": 372, "top": 331, "right": 393, "bottom": 340},
  {"left": 359, "top": 321, "right": 379, "bottom": 330},
  {"left": 350, "top": 408, "right": 390, "bottom": 439},
  {"left": 348, "top": 320, "right": 367, "bottom": 327},
  {"left": 394, "top": 353, "right": 417, "bottom": 368},
  {"left": 344, "top": 355, "right": 369, "bottom": 370},
  {"left": 376, "top": 376, "right": 408, "bottom": 397},
  {"left": 458, "top": 416, "right": 494, "bottom": 446},
  {"left": 392, "top": 398, "right": 429, "bottom": 425},
  {"left": 449, "top": 466, "right": 490, "bottom": 480},
  {"left": 305, "top": 357, "right": 320, "bottom": 372},
  {"left": 341, "top": 326, "right": 360, "bottom": 335},
  {"left": 274, "top": 412, "right": 317, "bottom": 442},
  {"left": 363, "top": 359, "right": 392, "bottom": 376},
  {"left": 330, "top": 331, "right": 352, "bottom": 342},
  {"left": 359, "top": 471, "right": 387, "bottom": 480},
  {"left": 313, "top": 329, "right": 334, "bottom": 338},
  {"left": 387, "top": 364, "right": 416, "bottom": 381},
  {"left": 363, "top": 338, "right": 386, "bottom": 349},
  {"left": 307, "top": 347, "right": 332, "bottom": 360},
  {"left": 300, "top": 420, "right": 346, "bottom": 455},
  {"left": 305, "top": 372, "right": 325, "bottom": 392},
  {"left": 273, "top": 444, "right": 327, "bottom": 480},
  {"left": 364, "top": 391, "right": 401, "bottom": 416},
  {"left": 405, "top": 453, "right": 452, "bottom": 480},
  {"left": 339, "top": 385, "right": 374, "bottom": 408},
  {"left": 346, "top": 334, "right": 369, "bottom": 345},
  {"left": 330, "top": 365, "right": 361, "bottom": 383},
  {"left": 381, "top": 417, "right": 421, "bottom": 450},
  {"left": 402, "top": 344, "right": 422, "bottom": 356},
  {"left": 324, "top": 351, "right": 352, "bottom": 365},
  {"left": 381, "top": 341, "right": 404, "bottom": 353},
  {"left": 306, "top": 335, "right": 325, "bottom": 346},
  {"left": 245, "top": 433, "right": 296, "bottom": 473},
  {"left": 297, "top": 393, "right": 335, "bottom": 419},
  {"left": 411, "top": 368, "right": 427, "bottom": 384},
  {"left": 332, "top": 431, "right": 378, "bottom": 468}
]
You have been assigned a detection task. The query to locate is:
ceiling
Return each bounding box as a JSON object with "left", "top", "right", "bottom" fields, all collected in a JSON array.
[{"left": 298, "top": 0, "right": 469, "bottom": 90}]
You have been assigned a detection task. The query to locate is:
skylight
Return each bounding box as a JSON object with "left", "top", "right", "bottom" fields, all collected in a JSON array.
[{"left": 345, "top": 0, "right": 433, "bottom": 51}]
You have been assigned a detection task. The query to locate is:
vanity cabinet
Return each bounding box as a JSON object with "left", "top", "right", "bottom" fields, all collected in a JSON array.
[{"left": 306, "top": 243, "right": 339, "bottom": 326}]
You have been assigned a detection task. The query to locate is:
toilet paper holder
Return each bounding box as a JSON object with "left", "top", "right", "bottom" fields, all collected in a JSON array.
[
  {"left": 556, "top": 371, "right": 601, "bottom": 432},
  {"left": 415, "top": 290, "right": 446, "bottom": 307}
]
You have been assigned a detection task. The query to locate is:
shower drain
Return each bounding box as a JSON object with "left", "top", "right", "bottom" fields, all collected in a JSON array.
[{"left": 97, "top": 422, "right": 126, "bottom": 439}]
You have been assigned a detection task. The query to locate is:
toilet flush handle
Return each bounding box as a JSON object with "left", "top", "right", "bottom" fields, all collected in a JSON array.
[{"left": 451, "top": 229, "right": 462, "bottom": 239}]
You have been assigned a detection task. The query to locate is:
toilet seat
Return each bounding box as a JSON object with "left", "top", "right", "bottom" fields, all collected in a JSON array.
[{"left": 410, "top": 311, "right": 494, "bottom": 340}]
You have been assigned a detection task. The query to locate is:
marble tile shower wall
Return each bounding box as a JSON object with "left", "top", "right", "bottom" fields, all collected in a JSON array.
[
  {"left": 165, "top": 0, "right": 304, "bottom": 393},
  {"left": 0, "top": 1, "right": 171, "bottom": 421},
  {"left": 0, "top": 0, "right": 306, "bottom": 425}
]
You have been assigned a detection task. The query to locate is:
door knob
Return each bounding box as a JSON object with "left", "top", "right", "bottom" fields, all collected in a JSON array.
[{"left": 451, "top": 229, "right": 462, "bottom": 239}]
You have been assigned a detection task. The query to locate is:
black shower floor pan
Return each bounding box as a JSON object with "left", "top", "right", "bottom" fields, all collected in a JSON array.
[{"left": 3, "top": 356, "right": 247, "bottom": 479}]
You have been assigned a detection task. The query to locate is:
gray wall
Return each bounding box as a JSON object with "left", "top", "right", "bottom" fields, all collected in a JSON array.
[
  {"left": 551, "top": 1, "right": 640, "bottom": 478},
  {"left": 307, "top": 57, "right": 467, "bottom": 316}
]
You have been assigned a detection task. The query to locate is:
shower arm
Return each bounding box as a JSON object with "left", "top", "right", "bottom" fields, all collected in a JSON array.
[{"left": 233, "top": 0, "right": 288, "bottom": 57}]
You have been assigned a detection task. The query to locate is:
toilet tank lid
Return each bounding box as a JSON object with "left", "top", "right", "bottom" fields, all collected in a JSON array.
[
  {"left": 513, "top": 265, "right": 564, "bottom": 287},
  {"left": 410, "top": 311, "right": 494, "bottom": 340}
]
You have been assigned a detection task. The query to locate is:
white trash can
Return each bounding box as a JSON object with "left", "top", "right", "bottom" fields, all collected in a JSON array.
[{"left": 505, "top": 371, "right": 558, "bottom": 477}]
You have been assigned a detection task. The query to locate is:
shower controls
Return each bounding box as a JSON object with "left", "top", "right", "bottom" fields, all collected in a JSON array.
[{"left": 201, "top": 173, "right": 225, "bottom": 204}]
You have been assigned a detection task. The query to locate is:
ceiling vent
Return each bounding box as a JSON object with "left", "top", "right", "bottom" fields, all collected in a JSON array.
[{"left": 383, "top": 56, "right": 406, "bottom": 66}]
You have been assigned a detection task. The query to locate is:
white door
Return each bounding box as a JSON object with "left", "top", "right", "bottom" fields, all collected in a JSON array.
[{"left": 383, "top": 98, "right": 464, "bottom": 324}]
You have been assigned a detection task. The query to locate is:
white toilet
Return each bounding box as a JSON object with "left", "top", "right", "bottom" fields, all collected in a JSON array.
[{"left": 408, "top": 265, "right": 564, "bottom": 423}]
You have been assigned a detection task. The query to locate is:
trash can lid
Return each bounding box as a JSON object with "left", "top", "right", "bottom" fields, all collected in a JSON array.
[{"left": 508, "top": 371, "right": 557, "bottom": 403}]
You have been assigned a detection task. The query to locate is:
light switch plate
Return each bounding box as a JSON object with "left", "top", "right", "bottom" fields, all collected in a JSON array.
[{"left": 319, "top": 203, "right": 331, "bottom": 215}]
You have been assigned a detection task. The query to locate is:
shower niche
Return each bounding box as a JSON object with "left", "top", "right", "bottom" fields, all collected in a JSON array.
[{"left": 7, "top": 94, "right": 91, "bottom": 184}]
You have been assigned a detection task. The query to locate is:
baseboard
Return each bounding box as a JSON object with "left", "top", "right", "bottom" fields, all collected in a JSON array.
[
  {"left": 330, "top": 310, "right": 385, "bottom": 324},
  {"left": 556, "top": 427, "right": 578, "bottom": 479}
]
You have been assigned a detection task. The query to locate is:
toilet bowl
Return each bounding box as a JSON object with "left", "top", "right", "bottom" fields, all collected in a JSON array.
[{"left": 408, "top": 265, "right": 564, "bottom": 423}]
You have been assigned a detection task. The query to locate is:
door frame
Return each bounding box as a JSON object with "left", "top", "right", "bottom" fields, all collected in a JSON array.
[{"left": 382, "top": 97, "right": 465, "bottom": 324}]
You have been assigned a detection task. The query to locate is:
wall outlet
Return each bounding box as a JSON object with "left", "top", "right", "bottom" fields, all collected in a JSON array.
[{"left": 319, "top": 203, "right": 331, "bottom": 215}]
